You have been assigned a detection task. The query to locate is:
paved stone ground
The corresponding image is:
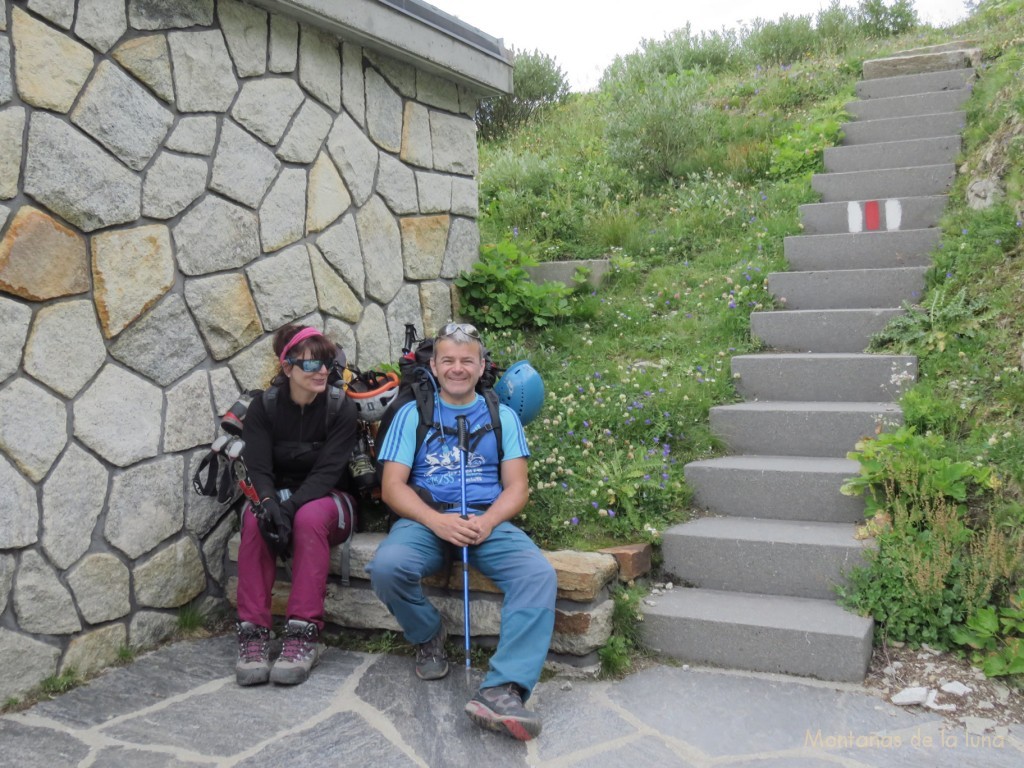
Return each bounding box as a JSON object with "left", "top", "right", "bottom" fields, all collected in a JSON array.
[{"left": 2, "top": 636, "right": 1023, "bottom": 767}]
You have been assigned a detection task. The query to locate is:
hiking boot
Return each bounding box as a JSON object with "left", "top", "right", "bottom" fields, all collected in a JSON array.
[
  {"left": 235, "top": 621, "right": 271, "bottom": 686},
  {"left": 269, "top": 619, "right": 320, "bottom": 685},
  {"left": 465, "top": 683, "right": 542, "bottom": 741},
  {"left": 415, "top": 624, "right": 449, "bottom": 680}
]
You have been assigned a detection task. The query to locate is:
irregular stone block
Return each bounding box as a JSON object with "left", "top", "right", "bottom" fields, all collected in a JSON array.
[
  {"left": 298, "top": 23, "right": 340, "bottom": 110},
  {"left": 451, "top": 177, "right": 479, "bottom": 217},
  {"left": 218, "top": 0, "right": 267, "bottom": 77},
  {"left": 419, "top": 281, "right": 453, "bottom": 335},
  {"left": 227, "top": 332, "right": 279, "bottom": 391},
  {"left": 92, "top": 224, "right": 175, "bottom": 338},
  {"left": 0, "top": 377, "right": 67, "bottom": 482},
  {"left": 211, "top": 120, "right": 280, "bottom": 208},
  {"left": 259, "top": 167, "right": 306, "bottom": 252},
  {"left": 341, "top": 42, "right": 364, "bottom": 125},
  {"left": 129, "top": 610, "right": 179, "bottom": 651},
  {"left": 186, "top": 448, "right": 233, "bottom": 538},
  {"left": 60, "top": 623, "right": 127, "bottom": 678},
  {"left": 599, "top": 543, "right": 652, "bottom": 582},
  {"left": 359, "top": 196, "right": 403, "bottom": 304},
  {"left": 0, "top": 456, "right": 39, "bottom": 549},
  {"left": 545, "top": 551, "right": 618, "bottom": 601},
  {"left": 247, "top": 244, "right": 318, "bottom": 329},
  {"left": 209, "top": 367, "right": 242, "bottom": 420},
  {"left": 164, "top": 370, "right": 214, "bottom": 452},
  {"left": 552, "top": 597, "right": 614, "bottom": 655},
  {"left": 0, "top": 37, "right": 11, "bottom": 105},
  {"left": 202, "top": 513, "right": 237, "bottom": 586},
  {"left": 134, "top": 536, "right": 206, "bottom": 608},
  {"left": 365, "top": 68, "right": 402, "bottom": 153},
  {"left": 377, "top": 153, "right": 418, "bottom": 215},
  {"left": 277, "top": 98, "right": 332, "bottom": 163},
  {"left": 12, "top": 7, "right": 93, "bottom": 112},
  {"left": 42, "top": 443, "right": 108, "bottom": 569},
  {"left": 0, "top": 204, "right": 88, "bottom": 300},
  {"left": 306, "top": 152, "right": 349, "bottom": 233},
  {"left": 429, "top": 111, "right": 477, "bottom": 176},
  {"left": 0, "top": 628, "right": 60, "bottom": 703},
  {"left": 309, "top": 244, "right": 361, "bottom": 323},
  {"left": 71, "top": 59, "right": 173, "bottom": 170},
  {"left": 385, "top": 284, "right": 423, "bottom": 361},
  {"left": 401, "top": 215, "right": 449, "bottom": 280},
  {"left": 67, "top": 553, "right": 131, "bottom": 623},
  {"left": 113, "top": 35, "right": 174, "bottom": 103},
  {"left": 75, "top": 0, "right": 128, "bottom": 53},
  {"left": 168, "top": 29, "right": 237, "bottom": 113},
  {"left": 129, "top": 0, "right": 213, "bottom": 30},
  {"left": 440, "top": 216, "right": 479, "bottom": 280},
  {"left": 233, "top": 78, "right": 303, "bottom": 146},
  {"left": 416, "top": 172, "right": 453, "bottom": 214},
  {"left": 165, "top": 115, "right": 217, "bottom": 155},
  {"left": 269, "top": 13, "right": 298, "bottom": 73},
  {"left": 28, "top": 0, "right": 74, "bottom": 29},
  {"left": 0, "top": 105, "right": 24, "bottom": 198},
  {"left": 184, "top": 273, "right": 263, "bottom": 360},
  {"left": 400, "top": 101, "right": 432, "bottom": 169},
  {"left": 105, "top": 454, "right": 184, "bottom": 559},
  {"left": 0, "top": 294, "right": 32, "bottom": 382},
  {"left": 316, "top": 213, "right": 364, "bottom": 299},
  {"left": 327, "top": 112, "right": 378, "bottom": 207},
  {"left": 173, "top": 195, "right": 260, "bottom": 275},
  {"left": 14, "top": 549, "right": 81, "bottom": 634},
  {"left": 323, "top": 317, "right": 356, "bottom": 366},
  {"left": 0, "top": 554, "right": 12, "bottom": 615},
  {"left": 356, "top": 303, "right": 389, "bottom": 369},
  {"left": 25, "top": 114, "right": 141, "bottom": 232},
  {"left": 0, "top": 203, "right": 7, "bottom": 230},
  {"left": 74, "top": 365, "right": 162, "bottom": 467},
  {"left": 109, "top": 294, "right": 207, "bottom": 384},
  {"left": 143, "top": 152, "right": 208, "bottom": 219},
  {"left": 417, "top": 70, "right": 460, "bottom": 112},
  {"left": 365, "top": 51, "right": 415, "bottom": 97}
]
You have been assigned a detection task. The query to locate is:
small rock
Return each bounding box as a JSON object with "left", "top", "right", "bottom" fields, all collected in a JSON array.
[
  {"left": 992, "top": 682, "right": 1011, "bottom": 703},
  {"left": 665, "top": 582, "right": 674, "bottom": 590},
  {"left": 962, "top": 716, "right": 996, "bottom": 735},
  {"left": 651, "top": 588, "right": 663, "bottom": 596},
  {"left": 921, "top": 643, "right": 942, "bottom": 655},
  {"left": 891, "top": 687, "right": 929, "bottom": 706},
  {"left": 889, "top": 641, "right": 905, "bottom": 649},
  {"left": 882, "top": 665, "right": 898, "bottom": 676},
  {"left": 682, "top": 664, "right": 689, "bottom": 671},
  {"left": 924, "top": 690, "right": 956, "bottom": 712},
  {"left": 560, "top": 681, "right": 573, "bottom": 691},
  {"left": 941, "top": 681, "right": 971, "bottom": 697},
  {"left": 892, "top": 661, "right": 903, "bottom": 670},
  {"left": 644, "top": 600, "right": 657, "bottom": 607},
  {"left": 976, "top": 701, "right": 995, "bottom": 710},
  {"left": 652, "top": 582, "right": 665, "bottom": 590}
]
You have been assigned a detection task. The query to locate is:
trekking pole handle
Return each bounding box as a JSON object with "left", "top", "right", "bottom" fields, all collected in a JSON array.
[{"left": 455, "top": 415, "right": 469, "bottom": 518}]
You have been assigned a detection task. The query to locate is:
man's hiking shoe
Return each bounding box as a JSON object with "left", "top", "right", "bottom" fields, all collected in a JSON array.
[
  {"left": 415, "top": 624, "right": 449, "bottom": 680},
  {"left": 269, "top": 619, "right": 320, "bottom": 685},
  {"left": 235, "top": 621, "right": 271, "bottom": 686},
  {"left": 465, "top": 683, "right": 542, "bottom": 741}
]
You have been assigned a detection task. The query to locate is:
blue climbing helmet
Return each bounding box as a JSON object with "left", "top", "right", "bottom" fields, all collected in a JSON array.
[{"left": 494, "top": 361, "right": 545, "bottom": 426}]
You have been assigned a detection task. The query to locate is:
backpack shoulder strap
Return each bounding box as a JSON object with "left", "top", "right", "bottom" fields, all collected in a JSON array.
[
  {"left": 261, "top": 386, "right": 279, "bottom": 427},
  {"left": 325, "top": 384, "right": 343, "bottom": 429},
  {"left": 483, "top": 389, "right": 504, "bottom": 463},
  {"left": 413, "top": 376, "right": 435, "bottom": 455}
]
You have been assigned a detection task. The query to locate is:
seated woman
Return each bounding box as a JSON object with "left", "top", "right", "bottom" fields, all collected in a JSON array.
[{"left": 234, "top": 324, "right": 359, "bottom": 686}]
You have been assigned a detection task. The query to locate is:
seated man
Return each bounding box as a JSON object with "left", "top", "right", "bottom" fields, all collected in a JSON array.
[{"left": 367, "top": 323, "right": 557, "bottom": 741}]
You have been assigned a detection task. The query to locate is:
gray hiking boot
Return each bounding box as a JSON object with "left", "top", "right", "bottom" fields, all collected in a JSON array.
[
  {"left": 415, "top": 624, "right": 449, "bottom": 680},
  {"left": 465, "top": 683, "right": 542, "bottom": 741},
  {"left": 269, "top": 619, "right": 320, "bottom": 685},
  {"left": 235, "top": 621, "right": 271, "bottom": 686}
]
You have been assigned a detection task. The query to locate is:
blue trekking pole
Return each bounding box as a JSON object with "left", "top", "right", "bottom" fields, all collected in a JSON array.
[{"left": 456, "top": 414, "right": 472, "bottom": 682}]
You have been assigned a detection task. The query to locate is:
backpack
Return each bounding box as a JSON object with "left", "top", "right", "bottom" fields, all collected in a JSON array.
[{"left": 372, "top": 324, "right": 504, "bottom": 492}]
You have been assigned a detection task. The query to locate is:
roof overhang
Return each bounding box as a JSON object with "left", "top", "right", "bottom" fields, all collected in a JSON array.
[{"left": 248, "top": 0, "right": 513, "bottom": 96}]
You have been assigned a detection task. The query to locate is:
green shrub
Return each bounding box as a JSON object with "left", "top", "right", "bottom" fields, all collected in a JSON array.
[
  {"left": 767, "top": 111, "right": 844, "bottom": 179},
  {"left": 604, "top": 24, "right": 746, "bottom": 80},
  {"left": 454, "top": 239, "right": 571, "bottom": 330},
  {"left": 856, "top": 0, "right": 918, "bottom": 37},
  {"left": 950, "top": 592, "right": 1024, "bottom": 676},
  {"left": 743, "top": 14, "right": 818, "bottom": 67},
  {"left": 476, "top": 48, "right": 569, "bottom": 140},
  {"left": 815, "top": 1, "right": 858, "bottom": 55}
]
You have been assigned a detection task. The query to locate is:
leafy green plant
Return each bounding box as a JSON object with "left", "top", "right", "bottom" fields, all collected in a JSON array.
[
  {"left": 743, "top": 14, "right": 818, "bottom": 67},
  {"left": 476, "top": 48, "right": 569, "bottom": 141},
  {"left": 117, "top": 645, "right": 136, "bottom": 664},
  {"left": 455, "top": 238, "right": 571, "bottom": 330},
  {"left": 599, "top": 584, "right": 647, "bottom": 676},
  {"left": 364, "top": 631, "right": 402, "bottom": 655},
  {"left": 40, "top": 669, "right": 79, "bottom": 696},
  {"left": 869, "top": 286, "right": 994, "bottom": 355},
  {"left": 176, "top": 601, "right": 205, "bottom": 635},
  {"left": 856, "top": 0, "right": 918, "bottom": 37},
  {"left": 768, "top": 111, "right": 844, "bottom": 179},
  {"left": 950, "top": 590, "right": 1024, "bottom": 676}
]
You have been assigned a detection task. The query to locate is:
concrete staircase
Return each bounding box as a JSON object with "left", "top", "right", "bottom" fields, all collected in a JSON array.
[{"left": 641, "top": 44, "right": 978, "bottom": 682}]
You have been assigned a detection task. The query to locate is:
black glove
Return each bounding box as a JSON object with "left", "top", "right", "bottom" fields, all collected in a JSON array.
[{"left": 256, "top": 497, "right": 293, "bottom": 557}]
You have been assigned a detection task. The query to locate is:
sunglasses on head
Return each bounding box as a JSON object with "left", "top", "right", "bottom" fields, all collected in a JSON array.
[
  {"left": 286, "top": 358, "right": 329, "bottom": 373},
  {"left": 437, "top": 323, "right": 480, "bottom": 341}
]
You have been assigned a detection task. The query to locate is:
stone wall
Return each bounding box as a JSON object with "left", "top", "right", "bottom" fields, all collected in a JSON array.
[{"left": 0, "top": 0, "right": 486, "bottom": 703}]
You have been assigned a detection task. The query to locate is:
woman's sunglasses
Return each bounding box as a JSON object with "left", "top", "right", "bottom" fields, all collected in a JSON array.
[{"left": 286, "top": 358, "right": 329, "bottom": 373}]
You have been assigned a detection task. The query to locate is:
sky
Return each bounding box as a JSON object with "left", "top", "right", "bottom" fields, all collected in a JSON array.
[{"left": 432, "top": 1, "right": 972, "bottom": 91}]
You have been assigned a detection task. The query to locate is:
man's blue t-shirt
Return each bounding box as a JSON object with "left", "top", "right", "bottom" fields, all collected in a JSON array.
[{"left": 376, "top": 393, "right": 529, "bottom": 510}]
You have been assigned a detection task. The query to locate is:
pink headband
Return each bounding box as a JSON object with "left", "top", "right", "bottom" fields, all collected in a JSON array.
[{"left": 280, "top": 327, "right": 325, "bottom": 364}]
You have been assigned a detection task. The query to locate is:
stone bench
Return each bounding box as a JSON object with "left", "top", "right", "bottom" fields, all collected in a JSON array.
[{"left": 226, "top": 533, "right": 651, "bottom": 668}]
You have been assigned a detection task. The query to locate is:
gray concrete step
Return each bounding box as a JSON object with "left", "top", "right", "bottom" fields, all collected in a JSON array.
[
  {"left": 862, "top": 47, "right": 979, "bottom": 79},
  {"left": 856, "top": 67, "right": 974, "bottom": 99},
  {"left": 640, "top": 587, "right": 874, "bottom": 682},
  {"left": 684, "top": 454, "right": 866, "bottom": 523},
  {"left": 812, "top": 164, "right": 955, "bottom": 202},
  {"left": 845, "top": 89, "right": 970, "bottom": 120},
  {"left": 662, "top": 517, "right": 870, "bottom": 599},
  {"left": 824, "top": 135, "right": 960, "bottom": 173},
  {"left": 769, "top": 266, "right": 928, "bottom": 309},
  {"left": 842, "top": 111, "right": 966, "bottom": 145},
  {"left": 709, "top": 400, "right": 903, "bottom": 457},
  {"left": 731, "top": 353, "right": 917, "bottom": 402},
  {"left": 785, "top": 229, "right": 939, "bottom": 271},
  {"left": 799, "top": 195, "right": 947, "bottom": 235},
  {"left": 751, "top": 308, "right": 906, "bottom": 353}
]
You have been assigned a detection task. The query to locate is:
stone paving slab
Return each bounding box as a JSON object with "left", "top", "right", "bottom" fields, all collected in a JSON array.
[{"left": 2, "top": 635, "right": 1022, "bottom": 767}]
